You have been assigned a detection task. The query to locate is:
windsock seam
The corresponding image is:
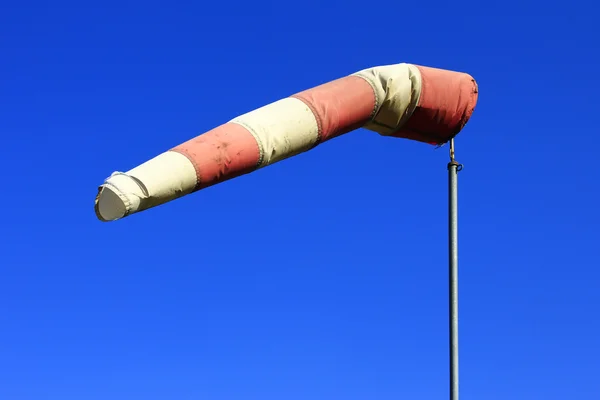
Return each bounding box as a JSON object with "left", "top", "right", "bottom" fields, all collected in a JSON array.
[
  {"left": 111, "top": 172, "right": 150, "bottom": 197},
  {"left": 352, "top": 74, "right": 380, "bottom": 119},
  {"left": 289, "top": 95, "right": 323, "bottom": 144},
  {"left": 168, "top": 149, "right": 201, "bottom": 188},
  {"left": 230, "top": 120, "right": 265, "bottom": 167}
]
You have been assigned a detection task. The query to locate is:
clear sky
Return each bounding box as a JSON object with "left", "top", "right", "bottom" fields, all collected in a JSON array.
[{"left": 1, "top": 1, "right": 599, "bottom": 399}]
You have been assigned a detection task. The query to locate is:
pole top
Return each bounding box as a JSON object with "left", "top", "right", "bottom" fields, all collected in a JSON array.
[{"left": 448, "top": 138, "right": 462, "bottom": 170}]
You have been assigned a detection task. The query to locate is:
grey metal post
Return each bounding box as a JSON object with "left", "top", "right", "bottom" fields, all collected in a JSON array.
[{"left": 448, "top": 138, "right": 461, "bottom": 400}]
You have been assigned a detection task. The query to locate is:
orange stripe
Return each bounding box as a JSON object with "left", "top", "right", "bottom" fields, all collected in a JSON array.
[
  {"left": 170, "top": 123, "right": 261, "bottom": 190},
  {"left": 394, "top": 65, "right": 479, "bottom": 144},
  {"left": 291, "top": 76, "right": 375, "bottom": 142}
]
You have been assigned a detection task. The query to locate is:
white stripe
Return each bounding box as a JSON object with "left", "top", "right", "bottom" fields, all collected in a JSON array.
[
  {"left": 353, "top": 63, "right": 422, "bottom": 136},
  {"left": 230, "top": 97, "right": 319, "bottom": 167},
  {"left": 95, "top": 151, "right": 197, "bottom": 221}
]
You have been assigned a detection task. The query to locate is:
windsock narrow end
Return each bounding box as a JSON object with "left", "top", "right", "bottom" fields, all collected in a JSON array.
[
  {"left": 95, "top": 185, "right": 128, "bottom": 222},
  {"left": 94, "top": 152, "right": 199, "bottom": 222}
]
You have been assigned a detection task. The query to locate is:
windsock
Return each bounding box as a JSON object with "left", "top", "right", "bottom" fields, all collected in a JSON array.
[{"left": 95, "top": 63, "right": 478, "bottom": 222}]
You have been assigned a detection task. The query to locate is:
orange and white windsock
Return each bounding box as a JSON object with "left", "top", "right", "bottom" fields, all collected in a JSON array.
[{"left": 95, "top": 62, "right": 478, "bottom": 222}]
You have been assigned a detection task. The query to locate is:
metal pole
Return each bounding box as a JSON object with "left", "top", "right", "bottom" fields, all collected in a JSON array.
[{"left": 448, "top": 138, "right": 461, "bottom": 400}]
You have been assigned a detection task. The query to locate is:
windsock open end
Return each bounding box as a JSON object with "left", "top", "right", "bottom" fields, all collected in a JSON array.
[
  {"left": 94, "top": 152, "right": 199, "bottom": 222},
  {"left": 95, "top": 185, "right": 127, "bottom": 222}
]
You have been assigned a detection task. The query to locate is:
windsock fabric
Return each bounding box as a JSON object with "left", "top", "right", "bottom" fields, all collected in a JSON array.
[{"left": 95, "top": 63, "right": 478, "bottom": 222}]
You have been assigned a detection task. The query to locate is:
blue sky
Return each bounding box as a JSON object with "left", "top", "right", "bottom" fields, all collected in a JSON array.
[{"left": 1, "top": 1, "right": 599, "bottom": 399}]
